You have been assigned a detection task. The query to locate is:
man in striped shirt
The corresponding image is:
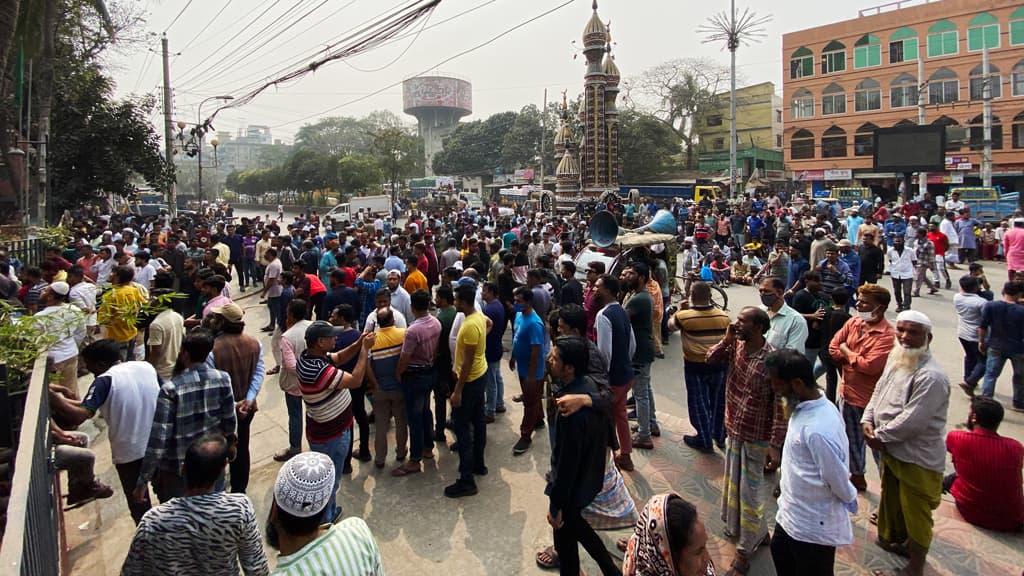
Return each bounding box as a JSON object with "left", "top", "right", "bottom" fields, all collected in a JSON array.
[
  {"left": 297, "top": 321, "right": 374, "bottom": 523},
  {"left": 269, "top": 452, "right": 384, "bottom": 575}
]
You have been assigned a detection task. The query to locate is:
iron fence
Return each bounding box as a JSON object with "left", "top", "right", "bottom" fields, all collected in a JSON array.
[
  {"left": 3, "top": 237, "right": 48, "bottom": 270},
  {"left": 0, "top": 354, "right": 60, "bottom": 576}
]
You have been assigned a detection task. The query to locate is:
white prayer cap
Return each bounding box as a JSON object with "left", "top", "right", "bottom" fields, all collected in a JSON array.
[
  {"left": 896, "top": 309, "right": 932, "bottom": 329},
  {"left": 273, "top": 452, "right": 335, "bottom": 518}
]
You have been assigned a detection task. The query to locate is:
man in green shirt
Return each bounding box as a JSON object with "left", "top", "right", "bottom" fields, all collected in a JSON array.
[{"left": 622, "top": 263, "right": 658, "bottom": 450}]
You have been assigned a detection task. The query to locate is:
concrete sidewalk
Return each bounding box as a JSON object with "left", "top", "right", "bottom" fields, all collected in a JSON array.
[{"left": 64, "top": 266, "right": 1024, "bottom": 575}]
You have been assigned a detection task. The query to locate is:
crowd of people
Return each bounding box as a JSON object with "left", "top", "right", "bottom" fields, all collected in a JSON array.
[{"left": 0, "top": 187, "right": 1022, "bottom": 576}]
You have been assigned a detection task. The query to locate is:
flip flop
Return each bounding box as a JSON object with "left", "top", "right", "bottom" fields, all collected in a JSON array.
[
  {"left": 535, "top": 545, "right": 559, "bottom": 570},
  {"left": 870, "top": 512, "right": 878, "bottom": 525},
  {"left": 875, "top": 538, "right": 909, "bottom": 558},
  {"left": 266, "top": 366, "right": 281, "bottom": 375},
  {"left": 391, "top": 465, "right": 421, "bottom": 477}
]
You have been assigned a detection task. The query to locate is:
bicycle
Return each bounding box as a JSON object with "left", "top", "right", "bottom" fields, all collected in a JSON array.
[{"left": 669, "top": 272, "right": 729, "bottom": 312}]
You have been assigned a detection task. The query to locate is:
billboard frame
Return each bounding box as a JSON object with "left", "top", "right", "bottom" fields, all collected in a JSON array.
[{"left": 872, "top": 125, "right": 946, "bottom": 173}]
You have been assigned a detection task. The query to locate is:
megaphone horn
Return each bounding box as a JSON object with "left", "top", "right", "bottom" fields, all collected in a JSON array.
[
  {"left": 629, "top": 210, "right": 677, "bottom": 235},
  {"left": 590, "top": 210, "right": 619, "bottom": 248}
]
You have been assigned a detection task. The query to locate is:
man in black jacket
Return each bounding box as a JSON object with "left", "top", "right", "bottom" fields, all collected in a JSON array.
[
  {"left": 545, "top": 336, "right": 619, "bottom": 576},
  {"left": 858, "top": 232, "right": 885, "bottom": 286}
]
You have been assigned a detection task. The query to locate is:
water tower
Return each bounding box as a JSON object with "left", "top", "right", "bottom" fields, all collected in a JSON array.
[{"left": 402, "top": 74, "right": 472, "bottom": 176}]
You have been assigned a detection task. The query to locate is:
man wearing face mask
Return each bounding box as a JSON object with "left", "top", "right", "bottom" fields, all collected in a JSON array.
[
  {"left": 861, "top": 311, "right": 949, "bottom": 576},
  {"left": 828, "top": 283, "right": 896, "bottom": 492},
  {"left": 758, "top": 277, "right": 808, "bottom": 355}
]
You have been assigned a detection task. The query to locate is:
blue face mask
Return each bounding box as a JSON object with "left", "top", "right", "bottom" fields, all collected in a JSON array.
[{"left": 513, "top": 303, "right": 525, "bottom": 313}]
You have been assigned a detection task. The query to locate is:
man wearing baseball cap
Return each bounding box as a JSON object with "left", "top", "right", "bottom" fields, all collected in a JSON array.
[{"left": 268, "top": 452, "right": 384, "bottom": 575}]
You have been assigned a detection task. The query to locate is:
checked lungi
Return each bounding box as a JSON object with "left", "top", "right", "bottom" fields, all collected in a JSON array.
[
  {"left": 685, "top": 361, "right": 728, "bottom": 450},
  {"left": 721, "top": 438, "right": 770, "bottom": 553}
]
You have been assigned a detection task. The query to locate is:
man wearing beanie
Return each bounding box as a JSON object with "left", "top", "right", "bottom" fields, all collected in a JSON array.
[
  {"left": 35, "top": 281, "right": 86, "bottom": 399},
  {"left": 268, "top": 452, "right": 384, "bottom": 575}
]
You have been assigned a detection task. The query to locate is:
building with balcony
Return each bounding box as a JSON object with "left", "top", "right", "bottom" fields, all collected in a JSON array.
[
  {"left": 698, "top": 82, "right": 785, "bottom": 178},
  {"left": 783, "top": 0, "right": 1024, "bottom": 197}
]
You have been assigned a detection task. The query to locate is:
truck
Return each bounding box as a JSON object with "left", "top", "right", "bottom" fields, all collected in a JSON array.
[
  {"left": 618, "top": 184, "right": 720, "bottom": 204},
  {"left": 953, "top": 186, "right": 1021, "bottom": 223},
  {"left": 323, "top": 194, "right": 391, "bottom": 223}
]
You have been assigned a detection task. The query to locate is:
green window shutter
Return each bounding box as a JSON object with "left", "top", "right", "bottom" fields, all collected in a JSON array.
[
  {"left": 869, "top": 45, "right": 881, "bottom": 67},
  {"left": 968, "top": 27, "right": 982, "bottom": 51},
  {"left": 854, "top": 47, "right": 866, "bottom": 68},
  {"left": 802, "top": 57, "right": 813, "bottom": 76},
  {"left": 943, "top": 31, "right": 957, "bottom": 55},
  {"left": 904, "top": 38, "right": 918, "bottom": 60},
  {"left": 1012, "top": 21, "right": 1024, "bottom": 45},
  {"left": 836, "top": 52, "right": 846, "bottom": 71},
  {"left": 985, "top": 25, "right": 999, "bottom": 48},
  {"left": 928, "top": 33, "right": 941, "bottom": 57}
]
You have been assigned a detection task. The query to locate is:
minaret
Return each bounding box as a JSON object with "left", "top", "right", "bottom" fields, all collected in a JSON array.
[
  {"left": 555, "top": 93, "right": 581, "bottom": 197},
  {"left": 581, "top": 0, "right": 608, "bottom": 193},
  {"left": 603, "top": 26, "right": 620, "bottom": 188}
]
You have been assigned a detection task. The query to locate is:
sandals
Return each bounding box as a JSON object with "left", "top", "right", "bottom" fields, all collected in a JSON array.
[
  {"left": 875, "top": 538, "right": 909, "bottom": 558},
  {"left": 266, "top": 366, "right": 281, "bottom": 375},
  {"left": 724, "top": 555, "right": 751, "bottom": 576},
  {"left": 535, "top": 545, "right": 559, "bottom": 570}
]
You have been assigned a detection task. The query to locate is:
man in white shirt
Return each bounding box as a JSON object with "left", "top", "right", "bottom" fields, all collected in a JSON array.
[
  {"left": 51, "top": 339, "right": 161, "bottom": 524},
  {"left": 35, "top": 281, "right": 86, "bottom": 398},
  {"left": 67, "top": 265, "right": 98, "bottom": 344},
  {"left": 261, "top": 248, "right": 284, "bottom": 332},
  {"left": 133, "top": 252, "right": 158, "bottom": 290},
  {"left": 944, "top": 191, "right": 965, "bottom": 215},
  {"left": 940, "top": 211, "right": 961, "bottom": 269},
  {"left": 766, "top": 349, "right": 856, "bottom": 575},
  {"left": 887, "top": 236, "right": 918, "bottom": 312},
  {"left": 93, "top": 246, "right": 116, "bottom": 286},
  {"left": 386, "top": 270, "right": 412, "bottom": 321}
]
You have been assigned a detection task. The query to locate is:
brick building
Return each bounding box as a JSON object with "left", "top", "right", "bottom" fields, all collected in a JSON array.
[
  {"left": 697, "top": 82, "right": 785, "bottom": 178},
  {"left": 782, "top": 0, "right": 1024, "bottom": 198}
]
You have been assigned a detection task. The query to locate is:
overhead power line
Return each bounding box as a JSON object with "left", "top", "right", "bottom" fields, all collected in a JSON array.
[
  {"left": 177, "top": 0, "right": 235, "bottom": 56},
  {"left": 269, "top": 0, "right": 580, "bottom": 129},
  {"left": 164, "top": 0, "right": 195, "bottom": 34}
]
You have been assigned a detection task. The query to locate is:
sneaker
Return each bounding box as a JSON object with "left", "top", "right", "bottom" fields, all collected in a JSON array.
[
  {"left": 626, "top": 396, "right": 636, "bottom": 407},
  {"left": 683, "top": 434, "right": 714, "bottom": 454},
  {"left": 342, "top": 462, "right": 353, "bottom": 475},
  {"left": 485, "top": 415, "right": 496, "bottom": 424},
  {"left": 631, "top": 434, "right": 654, "bottom": 450},
  {"left": 651, "top": 424, "right": 662, "bottom": 437},
  {"left": 444, "top": 479, "right": 478, "bottom": 498},
  {"left": 957, "top": 382, "right": 975, "bottom": 398},
  {"left": 512, "top": 437, "right": 532, "bottom": 456},
  {"left": 273, "top": 447, "right": 300, "bottom": 462}
]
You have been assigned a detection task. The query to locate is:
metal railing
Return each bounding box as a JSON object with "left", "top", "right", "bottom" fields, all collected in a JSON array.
[
  {"left": 2, "top": 237, "right": 48, "bottom": 270},
  {"left": 0, "top": 354, "right": 60, "bottom": 576}
]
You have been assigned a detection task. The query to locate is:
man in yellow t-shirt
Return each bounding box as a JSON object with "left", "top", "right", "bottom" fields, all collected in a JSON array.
[
  {"left": 446, "top": 283, "right": 488, "bottom": 499},
  {"left": 97, "top": 265, "right": 147, "bottom": 360}
]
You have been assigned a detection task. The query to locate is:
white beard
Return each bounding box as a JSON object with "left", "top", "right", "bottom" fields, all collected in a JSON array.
[{"left": 888, "top": 341, "right": 930, "bottom": 372}]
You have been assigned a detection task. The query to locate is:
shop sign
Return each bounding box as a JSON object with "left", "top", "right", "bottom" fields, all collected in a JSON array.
[
  {"left": 795, "top": 169, "right": 824, "bottom": 181},
  {"left": 824, "top": 169, "right": 852, "bottom": 181},
  {"left": 945, "top": 156, "right": 972, "bottom": 170},
  {"left": 912, "top": 172, "right": 964, "bottom": 184}
]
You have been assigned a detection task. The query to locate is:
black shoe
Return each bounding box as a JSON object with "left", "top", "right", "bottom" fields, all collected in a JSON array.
[
  {"left": 342, "top": 463, "right": 353, "bottom": 475},
  {"left": 512, "top": 437, "right": 532, "bottom": 456},
  {"left": 945, "top": 280, "right": 952, "bottom": 289},
  {"left": 473, "top": 465, "right": 488, "bottom": 476},
  {"left": 445, "top": 419, "right": 455, "bottom": 430},
  {"left": 627, "top": 410, "right": 637, "bottom": 420},
  {"left": 683, "top": 434, "right": 714, "bottom": 454},
  {"left": 485, "top": 415, "right": 496, "bottom": 424},
  {"left": 444, "top": 479, "right": 478, "bottom": 498},
  {"left": 655, "top": 352, "right": 665, "bottom": 359},
  {"left": 651, "top": 424, "right": 662, "bottom": 437},
  {"left": 626, "top": 396, "right": 636, "bottom": 407},
  {"left": 434, "top": 431, "right": 447, "bottom": 442},
  {"left": 495, "top": 405, "right": 507, "bottom": 413}
]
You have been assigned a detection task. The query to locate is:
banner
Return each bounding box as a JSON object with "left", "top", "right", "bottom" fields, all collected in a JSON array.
[{"left": 824, "top": 169, "right": 852, "bottom": 181}]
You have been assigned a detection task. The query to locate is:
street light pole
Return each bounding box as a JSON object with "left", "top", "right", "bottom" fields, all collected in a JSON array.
[{"left": 196, "top": 95, "right": 233, "bottom": 204}]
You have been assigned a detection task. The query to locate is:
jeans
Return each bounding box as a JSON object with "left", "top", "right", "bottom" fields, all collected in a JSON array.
[
  {"left": 115, "top": 459, "right": 151, "bottom": 525},
  {"left": 733, "top": 233, "right": 746, "bottom": 250},
  {"left": 631, "top": 363, "right": 657, "bottom": 440},
  {"left": 267, "top": 296, "right": 281, "bottom": 330},
  {"left": 452, "top": 376, "right": 487, "bottom": 481},
  {"left": 818, "top": 353, "right": 840, "bottom": 403},
  {"left": 661, "top": 295, "right": 670, "bottom": 344},
  {"left": 433, "top": 370, "right": 452, "bottom": 438},
  {"left": 232, "top": 261, "right": 247, "bottom": 288},
  {"left": 344, "top": 384, "right": 370, "bottom": 471},
  {"left": 242, "top": 256, "right": 257, "bottom": 287},
  {"left": 771, "top": 524, "right": 836, "bottom": 576},
  {"left": 285, "top": 393, "right": 303, "bottom": 451},
  {"left": 484, "top": 360, "right": 506, "bottom": 417},
  {"left": 309, "top": 428, "right": 352, "bottom": 522},
  {"left": 981, "top": 348, "right": 1024, "bottom": 407},
  {"left": 402, "top": 372, "right": 434, "bottom": 462},
  {"left": 230, "top": 411, "right": 253, "bottom": 493},
  {"left": 960, "top": 338, "right": 985, "bottom": 386},
  {"left": 891, "top": 277, "right": 914, "bottom": 309}
]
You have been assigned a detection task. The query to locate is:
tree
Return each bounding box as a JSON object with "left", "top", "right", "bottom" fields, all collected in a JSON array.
[
  {"left": 371, "top": 126, "right": 421, "bottom": 202},
  {"left": 284, "top": 148, "right": 338, "bottom": 203},
  {"left": 337, "top": 154, "right": 382, "bottom": 197},
  {"left": 617, "top": 108, "right": 682, "bottom": 182},
  {"left": 294, "top": 116, "right": 373, "bottom": 157},
  {"left": 501, "top": 104, "right": 545, "bottom": 172},
  {"left": 432, "top": 111, "right": 517, "bottom": 176},
  {"left": 627, "top": 58, "right": 731, "bottom": 169}
]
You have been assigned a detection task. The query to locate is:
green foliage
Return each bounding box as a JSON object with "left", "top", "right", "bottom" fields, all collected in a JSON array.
[
  {"left": 337, "top": 154, "right": 383, "bottom": 197},
  {"left": 618, "top": 108, "right": 683, "bottom": 182},
  {"left": 0, "top": 302, "right": 57, "bottom": 378},
  {"left": 370, "top": 126, "right": 422, "bottom": 191},
  {"left": 432, "top": 111, "right": 517, "bottom": 176}
]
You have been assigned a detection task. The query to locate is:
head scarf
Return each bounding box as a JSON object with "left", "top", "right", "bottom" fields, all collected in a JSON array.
[{"left": 623, "top": 493, "right": 677, "bottom": 576}]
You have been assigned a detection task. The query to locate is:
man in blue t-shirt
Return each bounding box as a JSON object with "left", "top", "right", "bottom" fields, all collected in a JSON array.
[
  {"left": 510, "top": 286, "right": 547, "bottom": 456},
  {"left": 482, "top": 282, "right": 507, "bottom": 420},
  {"left": 747, "top": 212, "right": 765, "bottom": 241},
  {"left": 978, "top": 282, "right": 1024, "bottom": 408}
]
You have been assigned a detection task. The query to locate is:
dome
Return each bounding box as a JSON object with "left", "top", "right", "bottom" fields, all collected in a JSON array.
[
  {"left": 556, "top": 151, "right": 580, "bottom": 177},
  {"left": 554, "top": 124, "right": 574, "bottom": 148},
  {"left": 583, "top": 9, "right": 607, "bottom": 47},
  {"left": 602, "top": 53, "right": 620, "bottom": 84}
]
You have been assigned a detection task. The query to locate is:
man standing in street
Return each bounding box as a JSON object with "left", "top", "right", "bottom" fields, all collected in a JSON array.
[
  {"left": 386, "top": 269, "right": 412, "bottom": 322},
  {"left": 275, "top": 300, "right": 311, "bottom": 462},
  {"left": 135, "top": 329, "right": 237, "bottom": 503},
  {"left": 1003, "top": 217, "right": 1024, "bottom": 280},
  {"left": 206, "top": 302, "right": 264, "bottom": 494},
  {"left": 393, "top": 290, "right": 441, "bottom": 477},
  {"left": 828, "top": 283, "right": 896, "bottom": 491},
  {"left": 706, "top": 307, "right": 785, "bottom": 576},
  {"left": 862, "top": 311, "right": 949, "bottom": 576},
  {"left": 434, "top": 286, "right": 457, "bottom": 442},
  {"left": 261, "top": 248, "right": 283, "bottom": 332},
  {"left": 927, "top": 222, "right": 951, "bottom": 289},
  {"left": 758, "top": 277, "right": 808, "bottom": 354},
  {"left": 446, "top": 284, "right": 490, "bottom": 498},
  {"left": 560, "top": 261, "right": 583, "bottom": 306},
  {"left": 767, "top": 349, "right": 857, "bottom": 576},
  {"left": 510, "top": 286, "right": 546, "bottom": 456},
  {"left": 954, "top": 276, "right": 988, "bottom": 396},
  {"left": 622, "top": 263, "right": 658, "bottom": 450},
  {"left": 145, "top": 272, "right": 184, "bottom": 381},
  {"left": 481, "top": 282, "right": 507, "bottom": 423},
  {"left": 668, "top": 282, "right": 730, "bottom": 453},
  {"left": 297, "top": 321, "right": 374, "bottom": 522},
  {"left": 123, "top": 434, "right": 269, "bottom": 576},
  {"left": 225, "top": 224, "right": 246, "bottom": 292},
  {"left": 912, "top": 227, "right": 939, "bottom": 297},
  {"left": 98, "top": 265, "right": 147, "bottom": 360},
  {"left": 594, "top": 274, "right": 636, "bottom": 472},
  {"left": 35, "top": 281, "right": 86, "bottom": 396},
  {"left": 975, "top": 282, "right": 1024, "bottom": 410},
  {"left": 859, "top": 232, "right": 885, "bottom": 285},
  {"left": 887, "top": 236, "right": 917, "bottom": 312}
]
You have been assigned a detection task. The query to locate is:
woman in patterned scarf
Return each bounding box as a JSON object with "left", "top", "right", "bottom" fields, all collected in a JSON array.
[{"left": 623, "top": 493, "right": 715, "bottom": 576}]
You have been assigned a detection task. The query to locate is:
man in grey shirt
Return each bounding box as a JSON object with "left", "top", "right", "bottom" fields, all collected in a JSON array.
[
  {"left": 953, "top": 275, "right": 988, "bottom": 394},
  {"left": 861, "top": 310, "right": 949, "bottom": 576}
]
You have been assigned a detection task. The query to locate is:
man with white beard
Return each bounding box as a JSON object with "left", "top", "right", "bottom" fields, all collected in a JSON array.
[{"left": 861, "top": 310, "right": 949, "bottom": 576}]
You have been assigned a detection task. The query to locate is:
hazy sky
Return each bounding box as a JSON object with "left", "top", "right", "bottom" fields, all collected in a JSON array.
[{"left": 109, "top": 0, "right": 892, "bottom": 143}]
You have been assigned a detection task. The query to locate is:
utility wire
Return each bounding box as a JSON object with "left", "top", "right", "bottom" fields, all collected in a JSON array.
[
  {"left": 269, "top": 0, "right": 579, "bottom": 129},
  {"left": 164, "top": 0, "right": 195, "bottom": 34},
  {"left": 177, "top": 0, "right": 235, "bottom": 55},
  {"left": 179, "top": 0, "right": 335, "bottom": 91}
]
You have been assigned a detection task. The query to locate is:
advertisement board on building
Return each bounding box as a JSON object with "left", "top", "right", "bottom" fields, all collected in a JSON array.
[
  {"left": 911, "top": 173, "right": 965, "bottom": 184},
  {"left": 945, "top": 156, "right": 972, "bottom": 170},
  {"left": 402, "top": 77, "right": 473, "bottom": 110},
  {"left": 824, "top": 169, "right": 852, "bottom": 181},
  {"left": 514, "top": 168, "right": 535, "bottom": 181}
]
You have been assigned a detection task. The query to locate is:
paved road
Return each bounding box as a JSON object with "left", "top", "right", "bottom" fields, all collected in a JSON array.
[{"left": 64, "top": 222, "right": 1024, "bottom": 575}]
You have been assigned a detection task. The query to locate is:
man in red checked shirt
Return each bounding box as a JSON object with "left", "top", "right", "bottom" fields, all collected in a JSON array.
[{"left": 926, "top": 222, "right": 951, "bottom": 290}]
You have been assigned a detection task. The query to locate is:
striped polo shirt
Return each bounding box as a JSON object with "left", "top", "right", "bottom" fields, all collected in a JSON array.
[
  {"left": 272, "top": 518, "right": 383, "bottom": 575},
  {"left": 297, "top": 351, "right": 354, "bottom": 443},
  {"left": 674, "top": 305, "right": 731, "bottom": 364},
  {"left": 369, "top": 326, "right": 405, "bottom": 392}
]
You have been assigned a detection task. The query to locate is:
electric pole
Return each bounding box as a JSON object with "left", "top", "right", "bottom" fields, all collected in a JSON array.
[
  {"left": 917, "top": 57, "right": 927, "bottom": 201},
  {"left": 162, "top": 34, "right": 176, "bottom": 215},
  {"left": 982, "top": 45, "right": 993, "bottom": 187}
]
